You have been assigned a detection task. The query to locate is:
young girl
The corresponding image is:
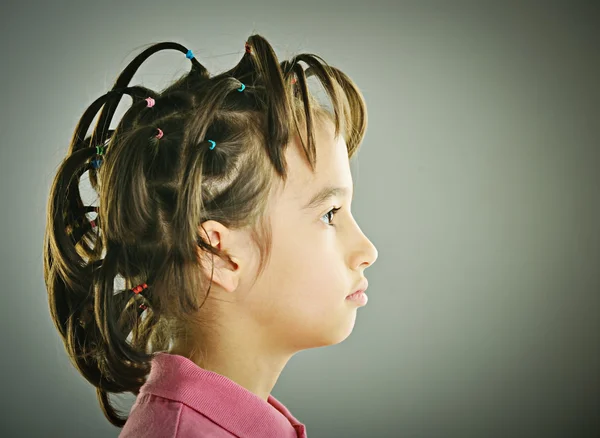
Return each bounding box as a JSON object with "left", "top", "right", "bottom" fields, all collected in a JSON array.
[{"left": 43, "top": 34, "right": 378, "bottom": 437}]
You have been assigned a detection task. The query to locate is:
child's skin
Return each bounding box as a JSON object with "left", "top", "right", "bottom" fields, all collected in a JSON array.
[{"left": 172, "top": 115, "right": 378, "bottom": 401}]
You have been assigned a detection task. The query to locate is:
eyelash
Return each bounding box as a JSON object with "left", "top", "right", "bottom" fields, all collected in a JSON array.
[{"left": 322, "top": 206, "right": 342, "bottom": 227}]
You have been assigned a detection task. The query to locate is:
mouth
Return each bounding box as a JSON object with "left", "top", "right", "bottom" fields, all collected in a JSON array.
[{"left": 347, "top": 279, "right": 368, "bottom": 297}]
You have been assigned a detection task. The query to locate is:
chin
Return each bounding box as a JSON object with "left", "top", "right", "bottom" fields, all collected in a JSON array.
[{"left": 315, "top": 316, "right": 359, "bottom": 348}]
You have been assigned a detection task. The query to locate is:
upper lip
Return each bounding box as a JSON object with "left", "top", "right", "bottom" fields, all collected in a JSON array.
[{"left": 347, "top": 278, "right": 369, "bottom": 297}]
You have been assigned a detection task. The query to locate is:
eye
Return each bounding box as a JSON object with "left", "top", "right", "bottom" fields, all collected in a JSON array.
[{"left": 321, "top": 206, "right": 342, "bottom": 226}]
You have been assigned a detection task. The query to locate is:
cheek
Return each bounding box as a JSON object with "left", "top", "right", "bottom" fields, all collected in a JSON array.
[
  {"left": 257, "top": 222, "right": 345, "bottom": 315},
  {"left": 248, "top": 242, "right": 356, "bottom": 348},
  {"left": 276, "top": 251, "right": 344, "bottom": 318},
  {"left": 277, "top": 236, "right": 338, "bottom": 295}
]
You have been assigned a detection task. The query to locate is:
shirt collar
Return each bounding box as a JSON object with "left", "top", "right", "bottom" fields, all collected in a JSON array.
[{"left": 140, "top": 352, "right": 306, "bottom": 437}]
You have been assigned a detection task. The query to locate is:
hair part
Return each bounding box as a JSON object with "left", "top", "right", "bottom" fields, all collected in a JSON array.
[{"left": 43, "top": 35, "right": 367, "bottom": 427}]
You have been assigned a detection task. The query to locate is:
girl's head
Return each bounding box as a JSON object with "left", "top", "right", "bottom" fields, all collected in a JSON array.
[{"left": 44, "top": 35, "right": 377, "bottom": 427}]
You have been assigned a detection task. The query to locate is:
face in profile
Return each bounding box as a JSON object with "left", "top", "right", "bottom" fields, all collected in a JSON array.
[{"left": 239, "top": 116, "right": 379, "bottom": 354}]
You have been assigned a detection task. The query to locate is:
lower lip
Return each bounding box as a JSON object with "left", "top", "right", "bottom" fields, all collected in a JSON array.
[{"left": 346, "top": 291, "right": 368, "bottom": 306}]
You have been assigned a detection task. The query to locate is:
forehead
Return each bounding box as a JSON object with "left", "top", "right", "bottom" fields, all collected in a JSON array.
[{"left": 275, "top": 117, "right": 353, "bottom": 206}]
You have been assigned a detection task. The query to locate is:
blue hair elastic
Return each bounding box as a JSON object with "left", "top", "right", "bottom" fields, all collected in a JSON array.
[
  {"left": 238, "top": 83, "right": 245, "bottom": 92},
  {"left": 91, "top": 159, "right": 103, "bottom": 169},
  {"left": 186, "top": 49, "right": 194, "bottom": 59},
  {"left": 208, "top": 140, "right": 216, "bottom": 150}
]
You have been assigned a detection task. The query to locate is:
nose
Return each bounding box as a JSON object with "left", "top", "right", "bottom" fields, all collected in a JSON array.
[
  {"left": 352, "top": 225, "right": 378, "bottom": 270},
  {"left": 361, "top": 236, "right": 378, "bottom": 269}
]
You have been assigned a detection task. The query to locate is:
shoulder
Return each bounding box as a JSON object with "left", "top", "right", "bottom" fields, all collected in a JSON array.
[
  {"left": 119, "top": 393, "right": 236, "bottom": 438},
  {"left": 175, "top": 404, "right": 237, "bottom": 437},
  {"left": 119, "top": 393, "right": 181, "bottom": 438}
]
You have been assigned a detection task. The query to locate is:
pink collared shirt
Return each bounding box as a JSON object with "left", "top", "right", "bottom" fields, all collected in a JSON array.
[{"left": 120, "top": 352, "right": 307, "bottom": 438}]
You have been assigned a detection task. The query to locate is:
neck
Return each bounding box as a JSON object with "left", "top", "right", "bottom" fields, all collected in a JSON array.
[{"left": 171, "top": 320, "right": 294, "bottom": 402}]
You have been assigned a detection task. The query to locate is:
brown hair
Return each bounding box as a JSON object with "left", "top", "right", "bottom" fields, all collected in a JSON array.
[{"left": 43, "top": 34, "right": 367, "bottom": 427}]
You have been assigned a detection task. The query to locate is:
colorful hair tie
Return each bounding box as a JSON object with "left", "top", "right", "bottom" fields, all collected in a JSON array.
[
  {"left": 186, "top": 49, "right": 194, "bottom": 59},
  {"left": 238, "top": 83, "right": 245, "bottom": 92},
  {"left": 132, "top": 283, "right": 148, "bottom": 294},
  {"left": 91, "top": 158, "right": 103, "bottom": 169},
  {"left": 245, "top": 42, "right": 252, "bottom": 54},
  {"left": 208, "top": 140, "right": 216, "bottom": 150},
  {"left": 156, "top": 128, "right": 164, "bottom": 139},
  {"left": 145, "top": 97, "right": 155, "bottom": 107},
  {"left": 132, "top": 283, "right": 149, "bottom": 313},
  {"left": 96, "top": 146, "right": 104, "bottom": 155}
]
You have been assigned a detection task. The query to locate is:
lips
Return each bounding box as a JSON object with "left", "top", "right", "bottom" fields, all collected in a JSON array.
[{"left": 347, "top": 279, "right": 368, "bottom": 297}]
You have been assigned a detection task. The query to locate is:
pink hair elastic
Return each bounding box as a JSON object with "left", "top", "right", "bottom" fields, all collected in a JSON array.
[
  {"left": 131, "top": 283, "right": 149, "bottom": 312},
  {"left": 145, "top": 97, "right": 155, "bottom": 107},
  {"left": 156, "top": 128, "right": 164, "bottom": 139},
  {"left": 132, "top": 283, "right": 148, "bottom": 294}
]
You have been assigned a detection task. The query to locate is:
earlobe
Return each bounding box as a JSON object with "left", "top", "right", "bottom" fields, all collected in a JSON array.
[{"left": 198, "top": 255, "right": 240, "bottom": 295}]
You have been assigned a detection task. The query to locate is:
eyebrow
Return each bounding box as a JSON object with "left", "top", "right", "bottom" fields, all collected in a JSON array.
[{"left": 302, "top": 185, "right": 353, "bottom": 210}]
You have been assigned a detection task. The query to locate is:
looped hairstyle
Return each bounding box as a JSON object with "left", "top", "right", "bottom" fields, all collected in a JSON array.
[{"left": 43, "top": 35, "right": 367, "bottom": 427}]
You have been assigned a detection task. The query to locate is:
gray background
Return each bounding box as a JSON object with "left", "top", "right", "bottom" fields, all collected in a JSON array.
[{"left": 1, "top": 0, "right": 599, "bottom": 437}]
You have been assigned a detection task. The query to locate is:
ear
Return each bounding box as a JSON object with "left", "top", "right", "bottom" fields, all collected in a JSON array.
[{"left": 197, "top": 220, "right": 241, "bottom": 294}]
